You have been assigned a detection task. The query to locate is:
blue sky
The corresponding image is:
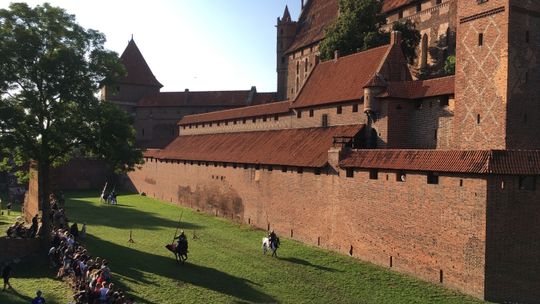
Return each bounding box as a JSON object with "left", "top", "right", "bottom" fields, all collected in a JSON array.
[{"left": 0, "top": 0, "right": 303, "bottom": 92}]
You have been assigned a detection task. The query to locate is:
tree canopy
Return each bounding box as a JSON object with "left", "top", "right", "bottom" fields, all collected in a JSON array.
[
  {"left": 0, "top": 3, "right": 143, "bottom": 231},
  {"left": 319, "top": 0, "right": 420, "bottom": 64}
]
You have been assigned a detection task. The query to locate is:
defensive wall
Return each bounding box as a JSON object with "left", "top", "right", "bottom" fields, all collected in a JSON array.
[{"left": 127, "top": 156, "right": 487, "bottom": 298}]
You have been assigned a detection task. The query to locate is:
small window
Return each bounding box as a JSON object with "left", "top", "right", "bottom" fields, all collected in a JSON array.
[
  {"left": 282, "top": 166, "right": 287, "bottom": 172},
  {"left": 297, "top": 167, "right": 304, "bottom": 174},
  {"left": 263, "top": 116, "right": 267, "bottom": 122},
  {"left": 244, "top": 164, "right": 249, "bottom": 169},
  {"left": 225, "top": 121, "right": 228, "bottom": 126},
  {"left": 252, "top": 117, "right": 256, "bottom": 123},
  {"left": 274, "top": 115, "right": 279, "bottom": 121},
  {"left": 223, "top": 163, "right": 227, "bottom": 168},
  {"left": 309, "top": 109, "right": 314, "bottom": 117},
  {"left": 214, "top": 163, "right": 218, "bottom": 167},
  {"left": 519, "top": 176, "right": 536, "bottom": 191},
  {"left": 314, "top": 168, "right": 321, "bottom": 175},
  {"left": 369, "top": 169, "right": 379, "bottom": 180},
  {"left": 268, "top": 165, "right": 273, "bottom": 172},
  {"left": 337, "top": 106, "right": 343, "bottom": 114},
  {"left": 346, "top": 168, "right": 354, "bottom": 178},
  {"left": 243, "top": 119, "right": 246, "bottom": 124},
  {"left": 460, "top": 179, "right": 463, "bottom": 187},
  {"left": 477, "top": 114, "right": 481, "bottom": 124},
  {"left": 427, "top": 172, "right": 439, "bottom": 184},
  {"left": 297, "top": 110, "right": 302, "bottom": 118},
  {"left": 217, "top": 122, "right": 220, "bottom": 126},
  {"left": 398, "top": 10, "right": 403, "bottom": 19},
  {"left": 352, "top": 104, "right": 359, "bottom": 113},
  {"left": 233, "top": 120, "right": 237, "bottom": 125},
  {"left": 397, "top": 171, "right": 406, "bottom": 182},
  {"left": 305, "top": 58, "right": 308, "bottom": 72},
  {"left": 322, "top": 114, "right": 328, "bottom": 127},
  {"left": 434, "top": 129, "right": 438, "bottom": 140},
  {"left": 478, "top": 33, "right": 484, "bottom": 46},
  {"left": 416, "top": 3, "right": 421, "bottom": 12},
  {"left": 233, "top": 163, "right": 237, "bottom": 169},
  {"left": 255, "top": 164, "right": 261, "bottom": 170}
]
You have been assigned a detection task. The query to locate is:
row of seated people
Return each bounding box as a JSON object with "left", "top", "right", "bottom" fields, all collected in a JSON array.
[{"left": 50, "top": 228, "right": 134, "bottom": 304}]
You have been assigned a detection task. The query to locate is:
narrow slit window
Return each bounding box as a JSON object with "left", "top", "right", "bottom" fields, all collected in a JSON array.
[
  {"left": 297, "top": 110, "right": 302, "bottom": 118},
  {"left": 478, "top": 33, "right": 484, "bottom": 46},
  {"left": 477, "top": 114, "right": 481, "bottom": 124},
  {"left": 309, "top": 109, "right": 314, "bottom": 117},
  {"left": 337, "top": 106, "right": 343, "bottom": 114}
]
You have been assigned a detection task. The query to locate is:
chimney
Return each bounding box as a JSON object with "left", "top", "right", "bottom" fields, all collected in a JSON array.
[
  {"left": 334, "top": 50, "right": 340, "bottom": 61},
  {"left": 301, "top": 0, "right": 304, "bottom": 9},
  {"left": 391, "top": 31, "right": 402, "bottom": 46}
]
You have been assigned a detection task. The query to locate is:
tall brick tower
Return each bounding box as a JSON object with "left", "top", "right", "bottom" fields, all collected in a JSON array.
[
  {"left": 454, "top": 0, "right": 540, "bottom": 149},
  {"left": 276, "top": 6, "right": 297, "bottom": 101},
  {"left": 101, "top": 38, "right": 163, "bottom": 115}
]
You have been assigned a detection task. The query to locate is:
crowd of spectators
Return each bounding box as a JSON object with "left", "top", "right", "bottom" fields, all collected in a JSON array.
[{"left": 49, "top": 228, "right": 135, "bottom": 304}]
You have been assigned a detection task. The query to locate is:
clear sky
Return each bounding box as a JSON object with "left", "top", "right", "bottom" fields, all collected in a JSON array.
[{"left": 0, "top": 0, "right": 304, "bottom": 93}]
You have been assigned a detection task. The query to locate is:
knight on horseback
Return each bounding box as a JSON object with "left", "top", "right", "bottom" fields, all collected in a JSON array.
[
  {"left": 263, "top": 230, "right": 280, "bottom": 257},
  {"left": 174, "top": 231, "right": 189, "bottom": 263}
]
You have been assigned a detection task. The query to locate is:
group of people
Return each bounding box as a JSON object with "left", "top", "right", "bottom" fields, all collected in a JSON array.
[
  {"left": 49, "top": 228, "right": 134, "bottom": 304},
  {"left": 100, "top": 190, "right": 118, "bottom": 205},
  {"left": 5, "top": 214, "right": 40, "bottom": 238}
]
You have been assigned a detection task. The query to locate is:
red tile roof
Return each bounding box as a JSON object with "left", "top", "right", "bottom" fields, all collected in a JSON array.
[
  {"left": 340, "top": 150, "right": 540, "bottom": 175},
  {"left": 137, "top": 90, "right": 252, "bottom": 108},
  {"left": 146, "top": 124, "right": 364, "bottom": 168},
  {"left": 292, "top": 45, "right": 391, "bottom": 108},
  {"left": 119, "top": 39, "right": 162, "bottom": 88},
  {"left": 383, "top": 76, "right": 455, "bottom": 99},
  {"left": 179, "top": 101, "right": 290, "bottom": 125},
  {"left": 382, "top": 0, "right": 416, "bottom": 14},
  {"left": 286, "top": 0, "right": 340, "bottom": 53}
]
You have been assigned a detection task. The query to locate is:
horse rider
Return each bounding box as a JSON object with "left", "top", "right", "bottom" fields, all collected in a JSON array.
[
  {"left": 174, "top": 231, "right": 188, "bottom": 255},
  {"left": 269, "top": 230, "right": 278, "bottom": 248}
]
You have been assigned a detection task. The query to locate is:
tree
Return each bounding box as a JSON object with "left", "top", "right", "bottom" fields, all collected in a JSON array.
[
  {"left": 319, "top": 0, "right": 420, "bottom": 64},
  {"left": 444, "top": 55, "right": 456, "bottom": 75},
  {"left": 0, "top": 3, "right": 142, "bottom": 234}
]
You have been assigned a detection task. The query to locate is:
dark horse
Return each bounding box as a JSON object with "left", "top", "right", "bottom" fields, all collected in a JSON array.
[{"left": 166, "top": 238, "right": 188, "bottom": 264}]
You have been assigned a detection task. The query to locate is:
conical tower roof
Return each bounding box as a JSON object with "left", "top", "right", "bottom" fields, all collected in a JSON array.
[
  {"left": 282, "top": 5, "right": 292, "bottom": 22},
  {"left": 119, "top": 38, "right": 163, "bottom": 88}
]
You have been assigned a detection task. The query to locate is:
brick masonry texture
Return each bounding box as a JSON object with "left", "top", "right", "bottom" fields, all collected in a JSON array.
[{"left": 127, "top": 161, "right": 488, "bottom": 298}]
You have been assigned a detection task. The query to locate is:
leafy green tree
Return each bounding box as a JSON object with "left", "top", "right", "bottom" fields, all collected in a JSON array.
[
  {"left": 319, "top": 0, "right": 420, "bottom": 64},
  {"left": 0, "top": 3, "right": 142, "bottom": 234},
  {"left": 444, "top": 55, "right": 456, "bottom": 75}
]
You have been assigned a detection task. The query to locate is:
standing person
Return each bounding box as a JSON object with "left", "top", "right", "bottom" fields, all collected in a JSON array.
[
  {"left": 6, "top": 202, "right": 11, "bottom": 216},
  {"left": 30, "top": 214, "right": 39, "bottom": 238},
  {"left": 2, "top": 263, "right": 13, "bottom": 290},
  {"left": 80, "top": 223, "right": 87, "bottom": 239},
  {"left": 70, "top": 222, "right": 79, "bottom": 240},
  {"left": 31, "top": 290, "right": 46, "bottom": 304}
]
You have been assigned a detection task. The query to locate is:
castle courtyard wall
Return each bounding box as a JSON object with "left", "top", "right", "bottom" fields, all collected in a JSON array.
[{"left": 127, "top": 159, "right": 488, "bottom": 298}]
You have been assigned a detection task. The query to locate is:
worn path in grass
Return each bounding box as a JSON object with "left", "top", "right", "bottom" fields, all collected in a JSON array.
[{"left": 58, "top": 191, "right": 484, "bottom": 304}]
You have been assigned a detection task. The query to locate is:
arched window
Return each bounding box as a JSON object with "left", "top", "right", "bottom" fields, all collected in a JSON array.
[{"left": 421, "top": 34, "right": 428, "bottom": 69}]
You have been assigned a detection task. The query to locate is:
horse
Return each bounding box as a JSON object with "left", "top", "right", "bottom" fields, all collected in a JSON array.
[
  {"left": 165, "top": 240, "right": 188, "bottom": 264},
  {"left": 262, "top": 237, "right": 279, "bottom": 257}
]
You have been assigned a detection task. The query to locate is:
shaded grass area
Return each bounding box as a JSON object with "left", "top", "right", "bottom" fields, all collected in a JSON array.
[
  {"left": 59, "top": 191, "right": 485, "bottom": 304},
  {"left": 0, "top": 255, "right": 72, "bottom": 304}
]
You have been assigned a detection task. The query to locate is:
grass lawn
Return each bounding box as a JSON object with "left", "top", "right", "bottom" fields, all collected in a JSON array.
[{"left": 2, "top": 191, "right": 487, "bottom": 303}]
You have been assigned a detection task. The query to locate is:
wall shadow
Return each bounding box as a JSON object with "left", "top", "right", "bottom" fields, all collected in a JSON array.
[
  {"left": 83, "top": 234, "right": 276, "bottom": 303},
  {"left": 66, "top": 197, "right": 203, "bottom": 231}
]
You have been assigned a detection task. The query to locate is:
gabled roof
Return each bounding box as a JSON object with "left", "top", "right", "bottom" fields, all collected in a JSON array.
[
  {"left": 286, "top": 0, "right": 340, "bottom": 53},
  {"left": 340, "top": 150, "right": 540, "bottom": 175},
  {"left": 179, "top": 101, "right": 290, "bottom": 125},
  {"left": 119, "top": 39, "right": 162, "bottom": 88},
  {"left": 137, "top": 90, "right": 252, "bottom": 108},
  {"left": 382, "top": 76, "right": 455, "bottom": 99},
  {"left": 292, "top": 45, "right": 391, "bottom": 109},
  {"left": 146, "top": 124, "right": 364, "bottom": 168}
]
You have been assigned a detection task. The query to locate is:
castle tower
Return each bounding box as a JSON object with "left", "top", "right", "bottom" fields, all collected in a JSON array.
[
  {"left": 101, "top": 38, "right": 163, "bottom": 115},
  {"left": 454, "top": 0, "right": 540, "bottom": 149},
  {"left": 276, "top": 6, "right": 297, "bottom": 101}
]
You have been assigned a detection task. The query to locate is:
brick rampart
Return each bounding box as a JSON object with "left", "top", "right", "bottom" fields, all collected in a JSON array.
[
  {"left": 127, "top": 159, "right": 488, "bottom": 298},
  {"left": 0, "top": 237, "right": 42, "bottom": 263}
]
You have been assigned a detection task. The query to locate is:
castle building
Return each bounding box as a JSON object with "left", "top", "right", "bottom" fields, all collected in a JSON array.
[
  {"left": 102, "top": 39, "right": 276, "bottom": 148},
  {"left": 122, "top": 0, "right": 540, "bottom": 302}
]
